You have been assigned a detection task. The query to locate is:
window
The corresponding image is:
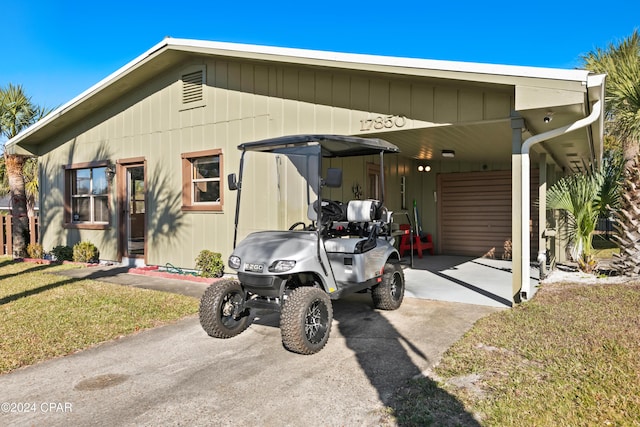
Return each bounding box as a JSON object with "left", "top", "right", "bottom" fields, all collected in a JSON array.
[
  {"left": 64, "top": 162, "right": 110, "bottom": 229},
  {"left": 182, "top": 149, "right": 223, "bottom": 211}
]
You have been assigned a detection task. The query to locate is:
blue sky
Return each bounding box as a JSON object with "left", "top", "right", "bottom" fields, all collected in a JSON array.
[{"left": 3, "top": 0, "right": 639, "bottom": 111}]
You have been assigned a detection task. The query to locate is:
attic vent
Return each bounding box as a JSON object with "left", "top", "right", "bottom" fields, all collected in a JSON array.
[{"left": 182, "top": 70, "right": 204, "bottom": 104}]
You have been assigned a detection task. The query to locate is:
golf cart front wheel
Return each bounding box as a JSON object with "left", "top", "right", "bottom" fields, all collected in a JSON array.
[
  {"left": 280, "top": 287, "right": 333, "bottom": 354},
  {"left": 199, "top": 279, "right": 251, "bottom": 338},
  {"left": 372, "top": 262, "right": 405, "bottom": 310}
]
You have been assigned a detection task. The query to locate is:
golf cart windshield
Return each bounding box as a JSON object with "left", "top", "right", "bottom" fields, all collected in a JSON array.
[
  {"left": 233, "top": 145, "right": 321, "bottom": 242},
  {"left": 232, "top": 135, "right": 399, "bottom": 243}
]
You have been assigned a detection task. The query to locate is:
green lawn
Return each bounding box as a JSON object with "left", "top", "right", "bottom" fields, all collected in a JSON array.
[
  {"left": 0, "top": 259, "right": 199, "bottom": 374},
  {"left": 391, "top": 279, "right": 640, "bottom": 426}
]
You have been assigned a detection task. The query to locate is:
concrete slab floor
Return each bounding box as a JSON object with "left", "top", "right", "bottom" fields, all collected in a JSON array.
[{"left": 401, "top": 255, "right": 541, "bottom": 308}]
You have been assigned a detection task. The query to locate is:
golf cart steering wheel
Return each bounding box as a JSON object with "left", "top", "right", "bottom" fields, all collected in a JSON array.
[{"left": 288, "top": 221, "right": 308, "bottom": 231}]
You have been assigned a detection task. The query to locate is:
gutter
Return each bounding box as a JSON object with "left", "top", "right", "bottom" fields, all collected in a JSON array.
[{"left": 520, "top": 98, "right": 602, "bottom": 299}]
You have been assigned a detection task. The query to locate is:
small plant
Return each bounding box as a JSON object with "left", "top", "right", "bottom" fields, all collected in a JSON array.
[
  {"left": 26, "top": 243, "right": 44, "bottom": 259},
  {"left": 195, "top": 250, "right": 224, "bottom": 278},
  {"left": 73, "top": 241, "right": 100, "bottom": 263},
  {"left": 51, "top": 245, "right": 73, "bottom": 262}
]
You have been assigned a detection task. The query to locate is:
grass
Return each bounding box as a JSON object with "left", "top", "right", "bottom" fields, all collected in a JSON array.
[
  {"left": 391, "top": 280, "right": 640, "bottom": 426},
  {"left": 0, "top": 259, "right": 199, "bottom": 374}
]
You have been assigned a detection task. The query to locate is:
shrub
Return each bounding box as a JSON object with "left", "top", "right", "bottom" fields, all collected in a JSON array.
[
  {"left": 195, "top": 250, "right": 224, "bottom": 278},
  {"left": 26, "top": 243, "right": 44, "bottom": 259},
  {"left": 51, "top": 245, "right": 73, "bottom": 262},
  {"left": 73, "top": 241, "right": 100, "bottom": 263}
]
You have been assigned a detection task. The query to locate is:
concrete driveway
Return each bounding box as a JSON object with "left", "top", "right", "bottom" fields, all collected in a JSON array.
[{"left": 0, "top": 280, "right": 500, "bottom": 426}]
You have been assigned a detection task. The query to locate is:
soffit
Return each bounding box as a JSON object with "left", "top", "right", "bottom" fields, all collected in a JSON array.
[
  {"left": 366, "top": 120, "right": 514, "bottom": 164},
  {"left": 364, "top": 100, "right": 595, "bottom": 173}
]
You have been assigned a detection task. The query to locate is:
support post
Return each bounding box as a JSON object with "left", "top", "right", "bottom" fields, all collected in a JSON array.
[
  {"left": 538, "top": 154, "right": 547, "bottom": 279},
  {"left": 511, "top": 115, "right": 524, "bottom": 304}
]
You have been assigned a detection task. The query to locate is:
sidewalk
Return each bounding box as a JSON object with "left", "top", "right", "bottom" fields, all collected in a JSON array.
[{"left": 53, "top": 265, "right": 212, "bottom": 298}]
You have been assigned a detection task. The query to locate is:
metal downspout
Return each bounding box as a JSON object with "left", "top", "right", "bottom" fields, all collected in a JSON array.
[{"left": 520, "top": 99, "right": 602, "bottom": 299}]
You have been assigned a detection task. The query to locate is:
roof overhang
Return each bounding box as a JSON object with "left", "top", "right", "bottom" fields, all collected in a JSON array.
[{"left": 5, "top": 38, "right": 604, "bottom": 172}]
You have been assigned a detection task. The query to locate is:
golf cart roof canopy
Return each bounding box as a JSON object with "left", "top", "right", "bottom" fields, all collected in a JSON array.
[{"left": 238, "top": 134, "right": 400, "bottom": 157}]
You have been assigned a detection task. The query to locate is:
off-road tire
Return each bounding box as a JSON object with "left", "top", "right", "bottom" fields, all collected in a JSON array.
[
  {"left": 372, "top": 262, "right": 405, "bottom": 310},
  {"left": 199, "top": 279, "right": 251, "bottom": 338},
  {"left": 280, "top": 287, "right": 333, "bottom": 354}
]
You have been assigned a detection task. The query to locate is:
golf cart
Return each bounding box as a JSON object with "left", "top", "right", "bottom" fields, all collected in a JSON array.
[{"left": 199, "top": 134, "right": 405, "bottom": 354}]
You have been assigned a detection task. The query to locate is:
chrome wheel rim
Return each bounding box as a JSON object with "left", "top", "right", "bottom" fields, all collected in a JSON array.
[
  {"left": 390, "top": 271, "right": 403, "bottom": 301},
  {"left": 221, "top": 291, "right": 243, "bottom": 327},
  {"left": 305, "top": 300, "right": 328, "bottom": 344}
]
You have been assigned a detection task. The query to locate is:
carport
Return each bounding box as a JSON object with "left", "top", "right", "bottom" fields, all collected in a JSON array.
[{"left": 367, "top": 65, "right": 605, "bottom": 304}]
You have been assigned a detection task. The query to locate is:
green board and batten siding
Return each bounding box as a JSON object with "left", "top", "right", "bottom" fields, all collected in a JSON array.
[{"left": 37, "top": 55, "right": 514, "bottom": 268}]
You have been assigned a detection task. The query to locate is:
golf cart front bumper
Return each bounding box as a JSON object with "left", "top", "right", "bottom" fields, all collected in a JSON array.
[{"left": 237, "top": 272, "right": 286, "bottom": 298}]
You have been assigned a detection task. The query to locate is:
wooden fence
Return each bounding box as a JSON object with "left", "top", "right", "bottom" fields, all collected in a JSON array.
[{"left": 0, "top": 216, "right": 39, "bottom": 256}]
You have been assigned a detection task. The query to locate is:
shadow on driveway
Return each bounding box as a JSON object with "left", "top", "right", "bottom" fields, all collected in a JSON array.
[{"left": 333, "top": 293, "right": 482, "bottom": 425}]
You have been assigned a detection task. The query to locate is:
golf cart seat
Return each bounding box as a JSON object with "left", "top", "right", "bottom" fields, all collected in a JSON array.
[
  {"left": 323, "top": 200, "right": 380, "bottom": 254},
  {"left": 346, "top": 199, "right": 378, "bottom": 222}
]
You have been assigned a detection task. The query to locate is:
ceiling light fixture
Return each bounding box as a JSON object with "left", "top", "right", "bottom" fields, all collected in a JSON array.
[{"left": 441, "top": 150, "right": 455, "bottom": 158}]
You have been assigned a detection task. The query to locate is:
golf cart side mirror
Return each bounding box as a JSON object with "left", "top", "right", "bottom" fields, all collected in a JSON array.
[
  {"left": 324, "top": 168, "right": 342, "bottom": 188},
  {"left": 228, "top": 173, "right": 238, "bottom": 191}
]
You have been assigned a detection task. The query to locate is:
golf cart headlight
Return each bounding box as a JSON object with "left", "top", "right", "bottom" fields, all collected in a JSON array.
[
  {"left": 228, "top": 255, "right": 241, "bottom": 270},
  {"left": 269, "top": 260, "right": 296, "bottom": 273}
]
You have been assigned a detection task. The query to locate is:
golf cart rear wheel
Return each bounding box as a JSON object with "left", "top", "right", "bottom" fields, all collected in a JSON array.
[
  {"left": 199, "top": 279, "right": 251, "bottom": 338},
  {"left": 280, "top": 287, "right": 333, "bottom": 355},
  {"left": 372, "top": 262, "right": 405, "bottom": 310}
]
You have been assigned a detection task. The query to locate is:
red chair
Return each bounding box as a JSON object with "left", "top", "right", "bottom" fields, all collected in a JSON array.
[{"left": 398, "top": 224, "right": 434, "bottom": 258}]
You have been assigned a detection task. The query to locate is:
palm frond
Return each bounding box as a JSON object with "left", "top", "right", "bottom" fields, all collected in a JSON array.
[
  {"left": 547, "top": 171, "right": 604, "bottom": 260},
  {"left": 582, "top": 29, "right": 640, "bottom": 151}
]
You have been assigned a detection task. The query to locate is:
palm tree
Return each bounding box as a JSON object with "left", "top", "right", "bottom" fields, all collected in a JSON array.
[
  {"left": 611, "top": 155, "right": 640, "bottom": 276},
  {"left": 547, "top": 170, "right": 604, "bottom": 273},
  {"left": 0, "top": 84, "right": 49, "bottom": 257},
  {"left": 582, "top": 30, "right": 640, "bottom": 277},
  {"left": 582, "top": 30, "right": 640, "bottom": 164},
  {"left": 0, "top": 156, "right": 39, "bottom": 218},
  {"left": 597, "top": 148, "right": 625, "bottom": 220}
]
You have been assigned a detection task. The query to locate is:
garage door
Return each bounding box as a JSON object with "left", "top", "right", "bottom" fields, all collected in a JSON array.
[{"left": 437, "top": 171, "right": 538, "bottom": 258}]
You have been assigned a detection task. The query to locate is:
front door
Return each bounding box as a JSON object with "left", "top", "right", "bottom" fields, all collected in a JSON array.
[{"left": 123, "top": 164, "right": 145, "bottom": 260}]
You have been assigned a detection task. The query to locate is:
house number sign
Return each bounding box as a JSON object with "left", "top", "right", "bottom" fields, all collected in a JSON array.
[{"left": 359, "top": 115, "right": 407, "bottom": 131}]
